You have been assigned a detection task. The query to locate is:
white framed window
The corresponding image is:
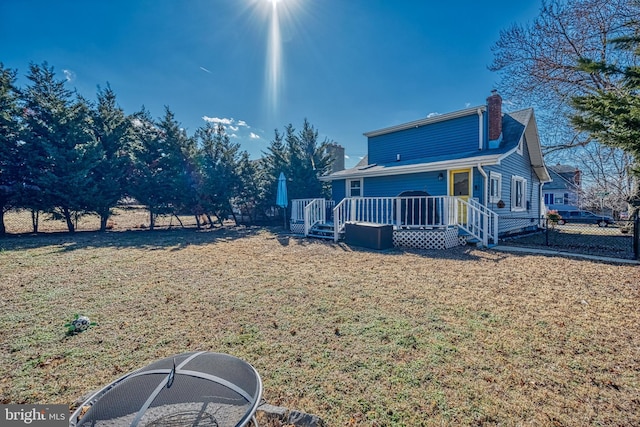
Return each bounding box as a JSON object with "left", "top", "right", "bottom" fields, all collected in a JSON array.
[
  {"left": 489, "top": 172, "right": 502, "bottom": 203},
  {"left": 347, "top": 178, "right": 363, "bottom": 197},
  {"left": 511, "top": 175, "right": 527, "bottom": 211}
]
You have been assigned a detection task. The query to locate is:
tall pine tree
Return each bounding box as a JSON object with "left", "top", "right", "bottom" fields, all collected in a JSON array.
[
  {"left": 20, "top": 63, "right": 97, "bottom": 232},
  {"left": 264, "top": 119, "right": 333, "bottom": 204},
  {"left": 195, "top": 123, "right": 244, "bottom": 226},
  {"left": 130, "top": 107, "right": 195, "bottom": 229},
  {"left": 0, "top": 63, "right": 21, "bottom": 235},
  {"left": 89, "top": 84, "right": 135, "bottom": 231}
]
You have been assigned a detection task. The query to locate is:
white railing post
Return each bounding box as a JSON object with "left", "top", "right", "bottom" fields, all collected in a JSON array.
[
  {"left": 333, "top": 198, "right": 351, "bottom": 242},
  {"left": 483, "top": 209, "right": 489, "bottom": 247}
]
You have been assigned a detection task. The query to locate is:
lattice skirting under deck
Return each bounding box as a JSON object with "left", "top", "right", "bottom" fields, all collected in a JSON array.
[
  {"left": 290, "top": 221, "right": 305, "bottom": 234},
  {"left": 393, "top": 228, "right": 461, "bottom": 250}
]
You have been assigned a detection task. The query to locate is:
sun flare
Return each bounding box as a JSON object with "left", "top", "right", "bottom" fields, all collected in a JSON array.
[{"left": 247, "top": 0, "right": 304, "bottom": 119}]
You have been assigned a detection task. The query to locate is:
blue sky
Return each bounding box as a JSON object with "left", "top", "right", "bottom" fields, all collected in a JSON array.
[{"left": 1, "top": 0, "right": 541, "bottom": 168}]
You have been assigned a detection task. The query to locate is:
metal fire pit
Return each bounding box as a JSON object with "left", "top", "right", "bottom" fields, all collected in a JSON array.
[{"left": 71, "top": 352, "right": 262, "bottom": 427}]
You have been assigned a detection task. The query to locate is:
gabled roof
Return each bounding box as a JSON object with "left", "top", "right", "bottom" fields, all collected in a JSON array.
[
  {"left": 321, "top": 108, "right": 551, "bottom": 182},
  {"left": 516, "top": 109, "right": 551, "bottom": 183},
  {"left": 544, "top": 166, "right": 579, "bottom": 191},
  {"left": 549, "top": 164, "right": 579, "bottom": 174},
  {"left": 363, "top": 106, "right": 485, "bottom": 138}
]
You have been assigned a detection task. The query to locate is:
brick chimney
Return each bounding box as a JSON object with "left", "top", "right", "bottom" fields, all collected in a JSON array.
[
  {"left": 487, "top": 89, "right": 502, "bottom": 143},
  {"left": 326, "top": 143, "right": 345, "bottom": 173}
]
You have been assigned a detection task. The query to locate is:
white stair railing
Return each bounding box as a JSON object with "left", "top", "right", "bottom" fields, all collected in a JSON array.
[
  {"left": 332, "top": 198, "right": 350, "bottom": 242},
  {"left": 468, "top": 199, "right": 498, "bottom": 245},
  {"left": 304, "top": 199, "right": 326, "bottom": 236},
  {"left": 455, "top": 198, "right": 498, "bottom": 246}
]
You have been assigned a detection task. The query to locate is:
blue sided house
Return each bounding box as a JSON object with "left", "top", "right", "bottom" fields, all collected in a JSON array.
[{"left": 290, "top": 91, "right": 551, "bottom": 249}]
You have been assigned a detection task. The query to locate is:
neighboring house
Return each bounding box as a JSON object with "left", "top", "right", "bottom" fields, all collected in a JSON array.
[
  {"left": 543, "top": 164, "right": 581, "bottom": 211},
  {"left": 292, "top": 91, "right": 551, "bottom": 249}
]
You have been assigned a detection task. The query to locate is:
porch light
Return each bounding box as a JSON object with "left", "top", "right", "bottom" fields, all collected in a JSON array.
[{"left": 438, "top": 173, "right": 444, "bottom": 181}]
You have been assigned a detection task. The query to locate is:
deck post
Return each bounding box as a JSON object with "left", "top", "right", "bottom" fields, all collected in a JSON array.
[{"left": 483, "top": 208, "right": 489, "bottom": 246}]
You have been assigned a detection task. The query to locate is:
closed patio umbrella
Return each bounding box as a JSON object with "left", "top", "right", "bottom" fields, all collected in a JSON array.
[{"left": 276, "top": 172, "right": 288, "bottom": 228}]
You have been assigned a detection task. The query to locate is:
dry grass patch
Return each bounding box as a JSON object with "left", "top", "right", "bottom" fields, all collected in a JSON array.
[{"left": 0, "top": 227, "right": 638, "bottom": 426}]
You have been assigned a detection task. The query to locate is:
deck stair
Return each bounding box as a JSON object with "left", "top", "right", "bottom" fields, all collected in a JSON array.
[
  {"left": 458, "top": 229, "right": 480, "bottom": 246},
  {"left": 307, "top": 222, "right": 336, "bottom": 240}
]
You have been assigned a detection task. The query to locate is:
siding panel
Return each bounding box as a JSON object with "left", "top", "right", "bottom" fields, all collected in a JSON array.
[
  {"left": 332, "top": 180, "right": 346, "bottom": 203},
  {"left": 486, "top": 136, "right": 543, "bottom": 235},
  {"left": 364, "top": 172, "right": 448, "bottom": 197},
  {"left": 368, "top": 114, "right": 480, "bottom": 164}
]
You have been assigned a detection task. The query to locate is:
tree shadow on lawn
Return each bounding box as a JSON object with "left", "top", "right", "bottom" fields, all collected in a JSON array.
[
  {"left": 307, "top": 238, "right": 495, "bottom": 262},
  {"left": 0, "top": 225, "right": 269, "bottom": 252}
]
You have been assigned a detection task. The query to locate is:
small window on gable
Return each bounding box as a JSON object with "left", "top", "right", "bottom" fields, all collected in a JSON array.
[
  {"left": 511, "top": 175, "right": 527, "bottom": 211},
  {"left": 348, "top": 179, "right": 362, "bottom": 197},
  {"left": 489, "top": 172, "right": 502, "bottom": 204}
]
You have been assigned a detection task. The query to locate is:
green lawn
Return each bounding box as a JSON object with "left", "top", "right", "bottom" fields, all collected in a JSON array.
[{"left": 0, "top": 227, "right": 638, "bottom": 426}]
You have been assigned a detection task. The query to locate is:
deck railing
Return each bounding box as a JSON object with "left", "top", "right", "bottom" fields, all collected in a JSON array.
[
  {"left": 292, "top": 198, "right": 334, "bottom": 223},
  {"left": 304, "top": 199, "right": 326, "bottom": 236},
  {"left": 296, "top": 196, "right": 497, "bottom": 246},
  {"left": 333, "top": 196, "right": 498, "bottom": 246},
  {"left": 333, "top": 196, "right": 454, "bottom": 242}
]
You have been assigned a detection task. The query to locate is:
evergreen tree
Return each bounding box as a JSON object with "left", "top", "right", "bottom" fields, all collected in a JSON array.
[
  {"left": 129, "top": 107, "right": 194, "bottom": 229},
  {"left": 156, "top": 107, "right": 198, "bottom": 224},
  {"left": 294, "top": 119, "right": 333, "bottom": 198},
  {"left": 263, "top": 119, "right": 333, "bottom": 211},
  {"left": 572, "top": 28, "right": 640, "bottom": 213},
  {"left": 235, "top": 153, "right": 265, "bottom": 224},
  {"left": 89, "top": 85, "right": 135, "bottom": 231},
  {"left": 195, "top": 123, "right": 245, "bottom": 226},
  {"left": 19, "top": 63, "right": 97, "bottom": 232},
  {"left": 0, "top": 64, "right": 21, "bottom": 235}
]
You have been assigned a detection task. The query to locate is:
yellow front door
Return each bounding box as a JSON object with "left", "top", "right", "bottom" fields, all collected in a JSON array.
[{"left": 450, "top": 169, "right": 471, "bottom": 223}]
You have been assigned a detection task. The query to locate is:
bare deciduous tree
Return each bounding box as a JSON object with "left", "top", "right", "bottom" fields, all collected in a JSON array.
[
  {"left": 490, "top": 0, "right": 639, "bottom": 152},
  {"left": 575, "top": 145, "right": 635, "bottom": 216}
]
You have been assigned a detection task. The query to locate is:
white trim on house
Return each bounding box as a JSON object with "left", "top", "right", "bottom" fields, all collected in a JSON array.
[
  {"left": 477, "top": 108, "right": 484, "bottom": 150},
  {"left": 319, "top": 154, "right": 505, "bottom": 181},
  {"left": 489, "top": 172, "right": 502, "bottom": 203},
  {"left": 363, "top": 106, "right": 486, "bottom": 138},
  {"left": 511, "top": 175, "right": 527, "bottom": 212},
  {"left": 521, "top": 109, "right": 551, "bottom": 182},
  {"left": 346, "top": 178, "right": 363, "bottom": 197}
]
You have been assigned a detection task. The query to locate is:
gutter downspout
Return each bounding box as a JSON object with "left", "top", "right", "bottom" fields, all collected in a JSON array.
[
  {"left": 477, "top": 108, "right": 484, "bottom": 150},
  {"left": 477, "top": 163, "right": 489, "bottom": 247},
  {"left": 539, "top": 182, "right": 545, "bottom": 224}
]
